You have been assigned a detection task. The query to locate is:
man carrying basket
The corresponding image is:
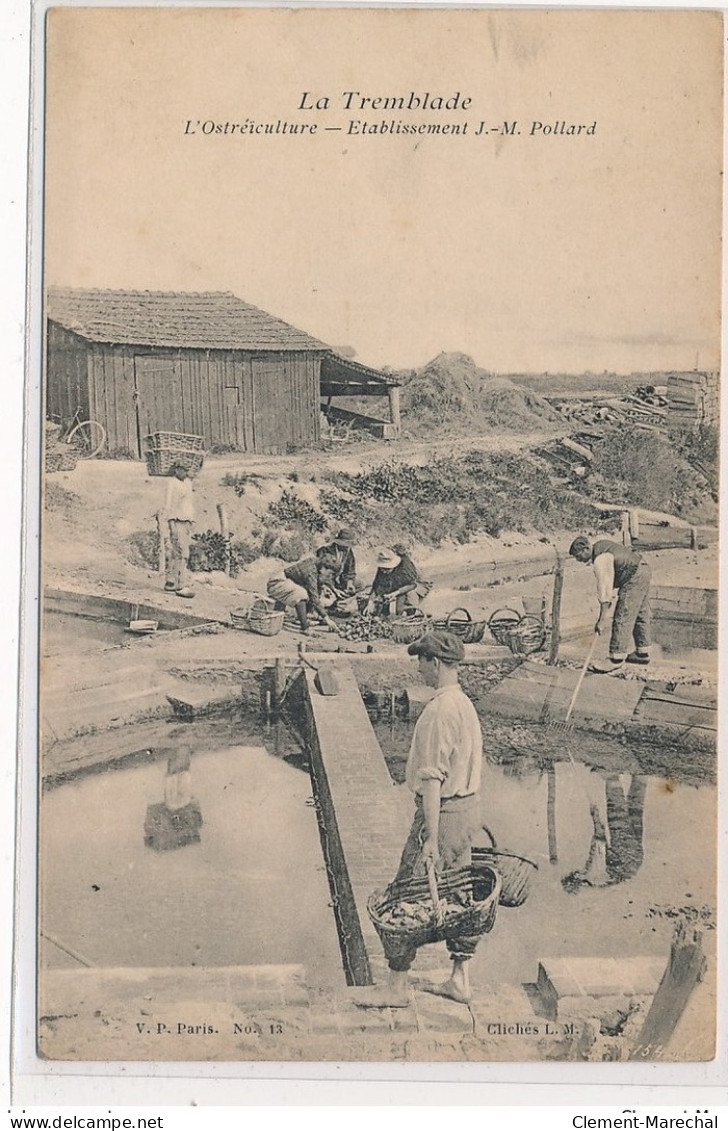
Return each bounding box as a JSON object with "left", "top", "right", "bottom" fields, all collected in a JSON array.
[{"left": 356, "top": 629, "right": 484, "bottom": 1008}]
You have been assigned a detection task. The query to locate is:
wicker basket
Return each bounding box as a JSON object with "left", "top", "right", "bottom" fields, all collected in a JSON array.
[
  {"left": 367, "top": 862, "right": 501, "bottom": 951},
  {"left": 145, "top": 431, "right": 205, "bottom": 452},
  {"left": 389, "top": 607, "right": 432, "bottom": 644},
  {"left": 472, "top": 826, "right": 538, "bottom": 908},
  {"left": 433, "top": 607, "right": 487, "bottom": 644},
  {"left": 506, "top": 613, "right": 546, "bottom": 656},
  {"left": 145, "top": 449, "right": 205, "bottom": 477},
  {"left": 230, "top": 597, "right": 284, "bottom": 636},
  {"left": 45, "top": 449, "right": 78, "bottom": 474},
  {"left": 487, "top": 607, "right": 522, "bottom": 646},
  {"left": 144, "top": 432, "right": 205, "bottom": 477}
]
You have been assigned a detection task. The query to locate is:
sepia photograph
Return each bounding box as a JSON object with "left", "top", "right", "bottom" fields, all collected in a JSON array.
[{"left": 34, "top": 5, "right": 721, "bottom": 1065}]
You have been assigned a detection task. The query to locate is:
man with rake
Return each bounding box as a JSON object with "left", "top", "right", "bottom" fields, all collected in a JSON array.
[
  {"left": 569, "top": 535, "right": 652, "bottom": 674},
  {"left": 355, "top": 629, "right": 484, "bottom": 1008}
]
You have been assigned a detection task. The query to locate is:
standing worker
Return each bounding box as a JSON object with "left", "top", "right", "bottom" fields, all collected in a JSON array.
[
  {"left": 569, "top": 535, "right": 652, "bottom": 673},
  {"left": 163, "top": 463, "right": 196, "bottom": 599},
  {"left": 355, "top": 630, "right": 484, "bottom": 1008}
]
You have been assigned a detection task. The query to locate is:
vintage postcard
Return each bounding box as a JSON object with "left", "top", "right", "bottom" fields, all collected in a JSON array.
[{"left": 32, "top": 5, "right": 721, "bottom": 1067}]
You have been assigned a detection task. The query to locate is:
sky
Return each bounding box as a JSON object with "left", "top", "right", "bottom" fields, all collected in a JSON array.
[{"left": 43, "top": 7, "right": 723, "bottom": 374}]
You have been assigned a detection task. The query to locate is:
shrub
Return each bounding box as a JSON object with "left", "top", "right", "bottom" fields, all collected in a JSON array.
[
  {"left": 258, "top": 531, "right": 308, "bottom": 562},
  {"left": 265, "top": 490, "right": 327, "bottom": 533},
  {"left": 126, "top": 530, "right": 160, "bottom": 570},
  {"left": 189, "top": 530, "right": 245, "bottom": 576},
  {"left": 44, "top": 483, "right": 80, "bottom": 512},
  {"left": 230, "top": 538, "right": 262, "bottom": 567},
  {"left": 221, "top": 472, "right": 253, "bottom": 497},
  {"left": 590, "top": 426, "right": 716, "bottom": 519}
]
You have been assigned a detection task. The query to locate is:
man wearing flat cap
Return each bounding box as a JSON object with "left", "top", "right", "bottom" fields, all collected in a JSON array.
[
  {"left": 569, "top": 534, "right": 652, "bottom": 674},
  {"left": 356, "top": 629, "right": 484, "bottom": 1008}
]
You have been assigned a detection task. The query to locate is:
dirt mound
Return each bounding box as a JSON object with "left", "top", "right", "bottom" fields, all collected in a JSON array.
[{"left": 400, "top": 353, "right": 562, "bottom": 432}]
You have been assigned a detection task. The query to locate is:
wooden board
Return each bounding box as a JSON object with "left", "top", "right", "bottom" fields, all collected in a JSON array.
[
  {"left": 486, "top": 661, "right": 645, "bottom": 726},
  {"left": 651, "top": 585, "right": 717, "bottom": 622}
]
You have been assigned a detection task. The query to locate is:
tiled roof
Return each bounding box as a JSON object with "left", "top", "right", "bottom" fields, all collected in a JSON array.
[{"left": 46, "top": 287, "right": 330, "bottom": 352}]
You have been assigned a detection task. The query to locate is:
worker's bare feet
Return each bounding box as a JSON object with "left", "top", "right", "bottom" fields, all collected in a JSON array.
[
  {"left": 351, "top": 985, "right": 413, "bottom": 1009},
  {"left": 418, "top": 977, "right": 472, "bottom": 1004},
  {"left": 351, "top": 975, "right": 412, "bottom": 1009}
]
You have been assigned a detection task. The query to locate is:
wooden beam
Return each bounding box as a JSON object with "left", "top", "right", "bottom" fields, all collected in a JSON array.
[
  {"left": 388, "top": 386, "right": 401, "bottom": 434},
  {"left": 629, "top": 921, "right": 707, "bottom": 1060}
]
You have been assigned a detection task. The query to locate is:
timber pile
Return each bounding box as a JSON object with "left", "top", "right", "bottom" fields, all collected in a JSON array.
[
  {"left": 666, "top": 371, "right": 719, "bottom": 433},
  {"left": 547, "top": 385, "right": 668, "bottom": 432}
]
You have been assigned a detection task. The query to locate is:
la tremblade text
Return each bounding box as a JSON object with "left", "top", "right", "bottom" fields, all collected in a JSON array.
[{"left": 185, "top": 88, "right": 596, "bottom": 139}]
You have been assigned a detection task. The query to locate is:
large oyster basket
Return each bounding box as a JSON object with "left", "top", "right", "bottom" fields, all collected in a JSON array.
[
  {"left": 367, "top": 861, "right": 501, "bottom": 950},
  {"left": 471, "top": 825, "right": 538, "bottom": 908}
]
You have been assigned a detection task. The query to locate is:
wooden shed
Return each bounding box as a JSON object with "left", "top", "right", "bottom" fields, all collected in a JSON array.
[{"left": 45, "top": 287, "right": 400, "bottom": 456}]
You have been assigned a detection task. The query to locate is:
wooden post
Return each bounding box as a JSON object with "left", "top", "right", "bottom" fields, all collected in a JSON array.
[
  {"left": 548, "top": 552, "right": 564, "bottom": 665},
  {"left": 621, "top": 510, "right": 631, "bottom": 546},
  {"left": 155, "top": 511, "right": 166, "bottom": 575},
  {"left": 546, "top": 764, "right": 558, "bottom": 864},
  {"left": 216, "top": 502, "right": 231, "bottom": 575},
  {"left": 629, "top": 921, "right": 707, "bottom": 1061},
  {"left": 272, "top": 657, "right": 287, "bottom": 714},
  {"left": 629, "top": 508, "right": 640, "bottom": 541},
  {"left": 388, "top": 386, "right": 401, "bottom": 435}
]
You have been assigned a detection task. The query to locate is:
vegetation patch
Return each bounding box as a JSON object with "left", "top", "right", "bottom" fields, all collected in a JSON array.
[
  {"left": 588, "top": 427, "right": 717, "bottom": 523},
  {"left": 321, "top": 452, "right": 598, "bottom": 545}
]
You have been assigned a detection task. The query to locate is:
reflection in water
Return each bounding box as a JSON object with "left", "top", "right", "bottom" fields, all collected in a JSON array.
[
  {"left": 562, "top": 774, "right": 647, "bottom": 892},
  {"left": 42, "top": 741, "right": 344, "bottom": 986},
  {"left": 373, "top": 716, "right": 716, "bottom": 985},
  {"left": 143, "top": 746, "right": 203, "bottom": 853}
]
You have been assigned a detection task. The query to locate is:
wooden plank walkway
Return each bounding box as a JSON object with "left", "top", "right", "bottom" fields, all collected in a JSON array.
[{"left": 300, "top": 663, "right": 409, "bottom": 985}]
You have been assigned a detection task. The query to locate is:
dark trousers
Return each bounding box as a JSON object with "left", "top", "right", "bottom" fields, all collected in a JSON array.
[
  {"left": 605, "top": 775, "right": 646, "bottom": 882},
  {"left": 611, "top": 562, "right": 652, "bottom": 659},
  {"left": 384, "top": 793, "right": 482, "bottom": 973}
]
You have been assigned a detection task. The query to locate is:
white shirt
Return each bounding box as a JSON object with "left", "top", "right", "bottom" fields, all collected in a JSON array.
[
  {"left": 165, "top": 476, "right": 195, "bottom": 522},
  {"left": 405, "top": 684, "right": 482, "bottom": 798},
  {"left": 593, "top": 552, "right": 616, "bottom": 604}
]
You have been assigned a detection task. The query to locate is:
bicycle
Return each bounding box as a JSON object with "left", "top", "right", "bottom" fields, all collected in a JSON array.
[{"left": 47, "top": 407, "right": 107, "bottom": 458}]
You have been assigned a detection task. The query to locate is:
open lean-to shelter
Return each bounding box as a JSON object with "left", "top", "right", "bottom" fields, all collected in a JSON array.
[{"left": 45, "top": 287, "right": 401, "bottom": 456}]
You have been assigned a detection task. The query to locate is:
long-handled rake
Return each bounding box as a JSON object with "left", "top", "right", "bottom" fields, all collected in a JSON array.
[{"left": 547, "top": 630, "right": 600, "bottom": 736}]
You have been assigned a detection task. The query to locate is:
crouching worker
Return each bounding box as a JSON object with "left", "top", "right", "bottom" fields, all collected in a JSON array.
[
  {"left": 569, "top": 535, "right": 652, "bottom": 674},
  {"left": 267, "top": 554, "right": 339, "bottom": 635},
  {"left": 366, "top": 547, "right": 421, "bottom": 617},
  {"left": 354, "top": 630, "right": 484, "bottom": 1009}
]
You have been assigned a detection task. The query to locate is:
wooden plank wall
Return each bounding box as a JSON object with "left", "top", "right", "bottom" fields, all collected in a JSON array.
[
  {"left": 249, "top": 353, "right": 321, "bottom": 453},
  {"left": 83, "top": 344, "right": 323, "bottom": 456},
  {"left": 46, "top": 323, "right": 91, "bottom": 423},
  {"left": 88, "top": 346, "right": 137, "bottom": 453}
]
